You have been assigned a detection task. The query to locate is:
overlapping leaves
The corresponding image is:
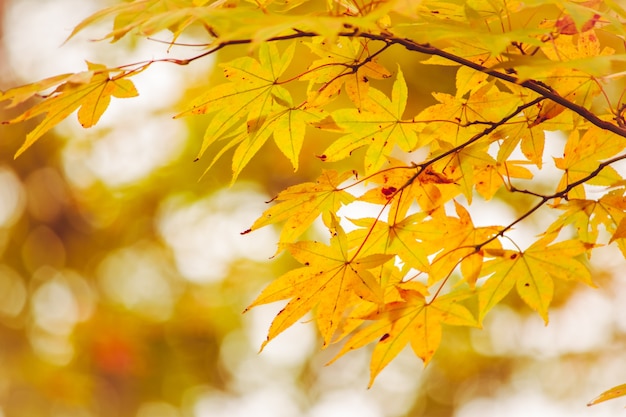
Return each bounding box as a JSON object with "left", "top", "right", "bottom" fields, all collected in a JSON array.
[
  {"left": 1, "top": 62, "right": 139, "bottom": 158},
  {"left": 4, "top": 0, "right": 626, "bottom": 395},
  {"left": 245, "top": 216, "right": 392, "bottom": 348},
  {"left": 176, "top": 42, "right": 304, "bottom": 180},
  {"left": 316, "top": 67, "right": 420, "bottom": 174},
  {"left": 479, "top": 234, "right": 595, "bottom": 323}
]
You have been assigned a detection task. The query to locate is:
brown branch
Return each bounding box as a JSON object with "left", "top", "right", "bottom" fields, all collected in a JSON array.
[
  {"left": 117, "top": 28, "right": 626, "bottom": 144},
  {"left": 355, "top": 33, "right": 626, "bottom": 140},
  {"left": 390, "top": 97, "right": 545, "bottom": 195},
  {"left": 93, "top": 28, "right": 626, "bottom": 266},
  {"left": 477, "top": 152, "right": 626, "bottom": 251},
  {"left": 418, "top": 97, "right": 545, "bottom": 169},
  {"left": 141, "top": 29, "right": 626, "bottom": 144}
]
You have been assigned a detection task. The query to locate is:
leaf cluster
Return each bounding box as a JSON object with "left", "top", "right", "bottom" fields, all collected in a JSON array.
[{"left": 3, "top": 0, "right": 626, "bottom": 399}]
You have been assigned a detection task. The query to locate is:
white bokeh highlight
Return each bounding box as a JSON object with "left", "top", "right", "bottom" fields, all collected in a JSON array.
[{"left": 157, "top": 185, "right": 279, "bottom": 283}]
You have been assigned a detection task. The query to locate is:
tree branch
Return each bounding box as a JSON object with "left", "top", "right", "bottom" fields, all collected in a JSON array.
[{"left": 356, "top": 33, "right": 626, "bottom": 140}]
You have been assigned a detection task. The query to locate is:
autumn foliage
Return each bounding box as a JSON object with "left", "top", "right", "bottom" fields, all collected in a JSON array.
[{"left": 2, "top": 0, "right": 626, "bottom": 404}]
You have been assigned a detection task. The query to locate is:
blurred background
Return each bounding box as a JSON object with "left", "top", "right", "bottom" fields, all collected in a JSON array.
[{"left": 0, "top": 0, "right": 625, "bottom": 416}]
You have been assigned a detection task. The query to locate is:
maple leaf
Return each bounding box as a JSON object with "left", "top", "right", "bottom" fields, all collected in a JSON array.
[
  {"left": 316, "top": 67, "right": 421, "bottom": 174},
  {"left": 232, "top": 105, "right": 324, "bottom": 176},
  {"left": 431, "top": 140, "right": 533, "bottom": 202},
  {"left": 9, "top": 0, "right": 626, "bottom": 401},
  {"left": 430, "top": 142, "right": 489, "bottom": 203},
  {"left": 300, "top": 37, "right": 391, "bottom": 108},
  {"left": 514, "top": 31, "right": 613, "bottom": 127},
  {"left": 495, "top": 116, "right": 546, "bottom": 169},
  {"left": 3, "top": 62, "right": 139, "bottom": 158},
  {"left": 357, "top": 160, "right": 459, "bottom": 218},
  {"left": 415, "top": 84, "right": 522, "bottom": 149},
  {"left": 540, "top": 29, "right": 612, "bottom": 64},
  {"left": 329, "top": 263, "right": 409, "bottom": 342},
  {"left": 68, "top": 1, "right": 276, "bottom": 45},
  {"left": 346, "top": 212, "right": 432, "bottom": 274},
  {"left": 554, "top": 128, "right": 626, "bottom": 200},
  {"left": 424, "top": 201, "right": 502, "bottom": 286},
  {"left": 0, "top": 73, "right": 77, "bottom": 108},
  {"left": 332, "top": 283, "right": 477, "bottom": 387},
  {"left": 245, "top": 217, "right": 392, "bottom": 348},
  {"left": 555, "top": 13, "right": 601, "bottom": 35},
  {"left": 176, "top": 42, "right": 296, "bottom": 179},
  {"left": 245, "top": 170, "right": 356, "bottom": 244},
  {"left": 478, "top": 233, "right": 595, "bottom": 323},
  {"left": 455, "top": 65, "right": 490, "bottom": 98},
  {"left": 547, "top": 190, "right": 626, "bottom": 247},
  {"left": 66, "top": 0, "right": 156, "bottom": 42},
  {"left": 474, "top": 159, "right": 534, "bottom": 200}
]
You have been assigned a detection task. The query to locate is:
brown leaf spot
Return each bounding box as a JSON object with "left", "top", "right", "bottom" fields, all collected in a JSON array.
[
  {"left": 381, "top": 186, "right": 397, "bottom": 197},
  {"left": 419, "top": 166, "right": 454, "bottom": 184},
  {"left": 556, "top": 13, "right": 601, "bottom": 35}
]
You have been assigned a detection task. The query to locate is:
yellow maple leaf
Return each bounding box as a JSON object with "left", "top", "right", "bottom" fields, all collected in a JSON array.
[
  {"left": 0, "top": 72, "right": 76, "bottom": 108},
  {"left": 426, "top": 201, "right": 502, "bottom": 286},
  {"left": 317, "top": 68, "right": 421, "bottom": 174},
  {"left": 331, "top": 284, "right": 477, "bottom": 387},
  {"left": 478, "top": 233, "right": 595, "bottom": 323},
  {"left": 347, "top": 212, "right": 432, "bottom": 274},
  {"left": 547, "top": 190, "right": 626, "bottom": 245},
  {"left": 474, "top": 159, "right": 533, "bottom": 200},
  {"left": 3, "top": 61, "right": 139, "bottom": 158},
  {"left": 245, "top": 217, "right": 392, "bottom": 348},
  {"left": 554, "top": 128, "right": 626, "bottom": 201},
  {"left": 415, "top": 84, "right": 522, "bottom": 148},
  {"left": 176, "top": 42, "right": 296, "bottom": 179},
  {"left": 358, "top": 161, "right": 459, "bottom": 218},
  {"left": 495, "top": 118, "right": 546, "bottom": 168},
  {"left": 300, "top": 37, "right": 391, "bottom": 108},
  {"left": 245, "top": 170, "right": 356, "bottom": 244}
]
